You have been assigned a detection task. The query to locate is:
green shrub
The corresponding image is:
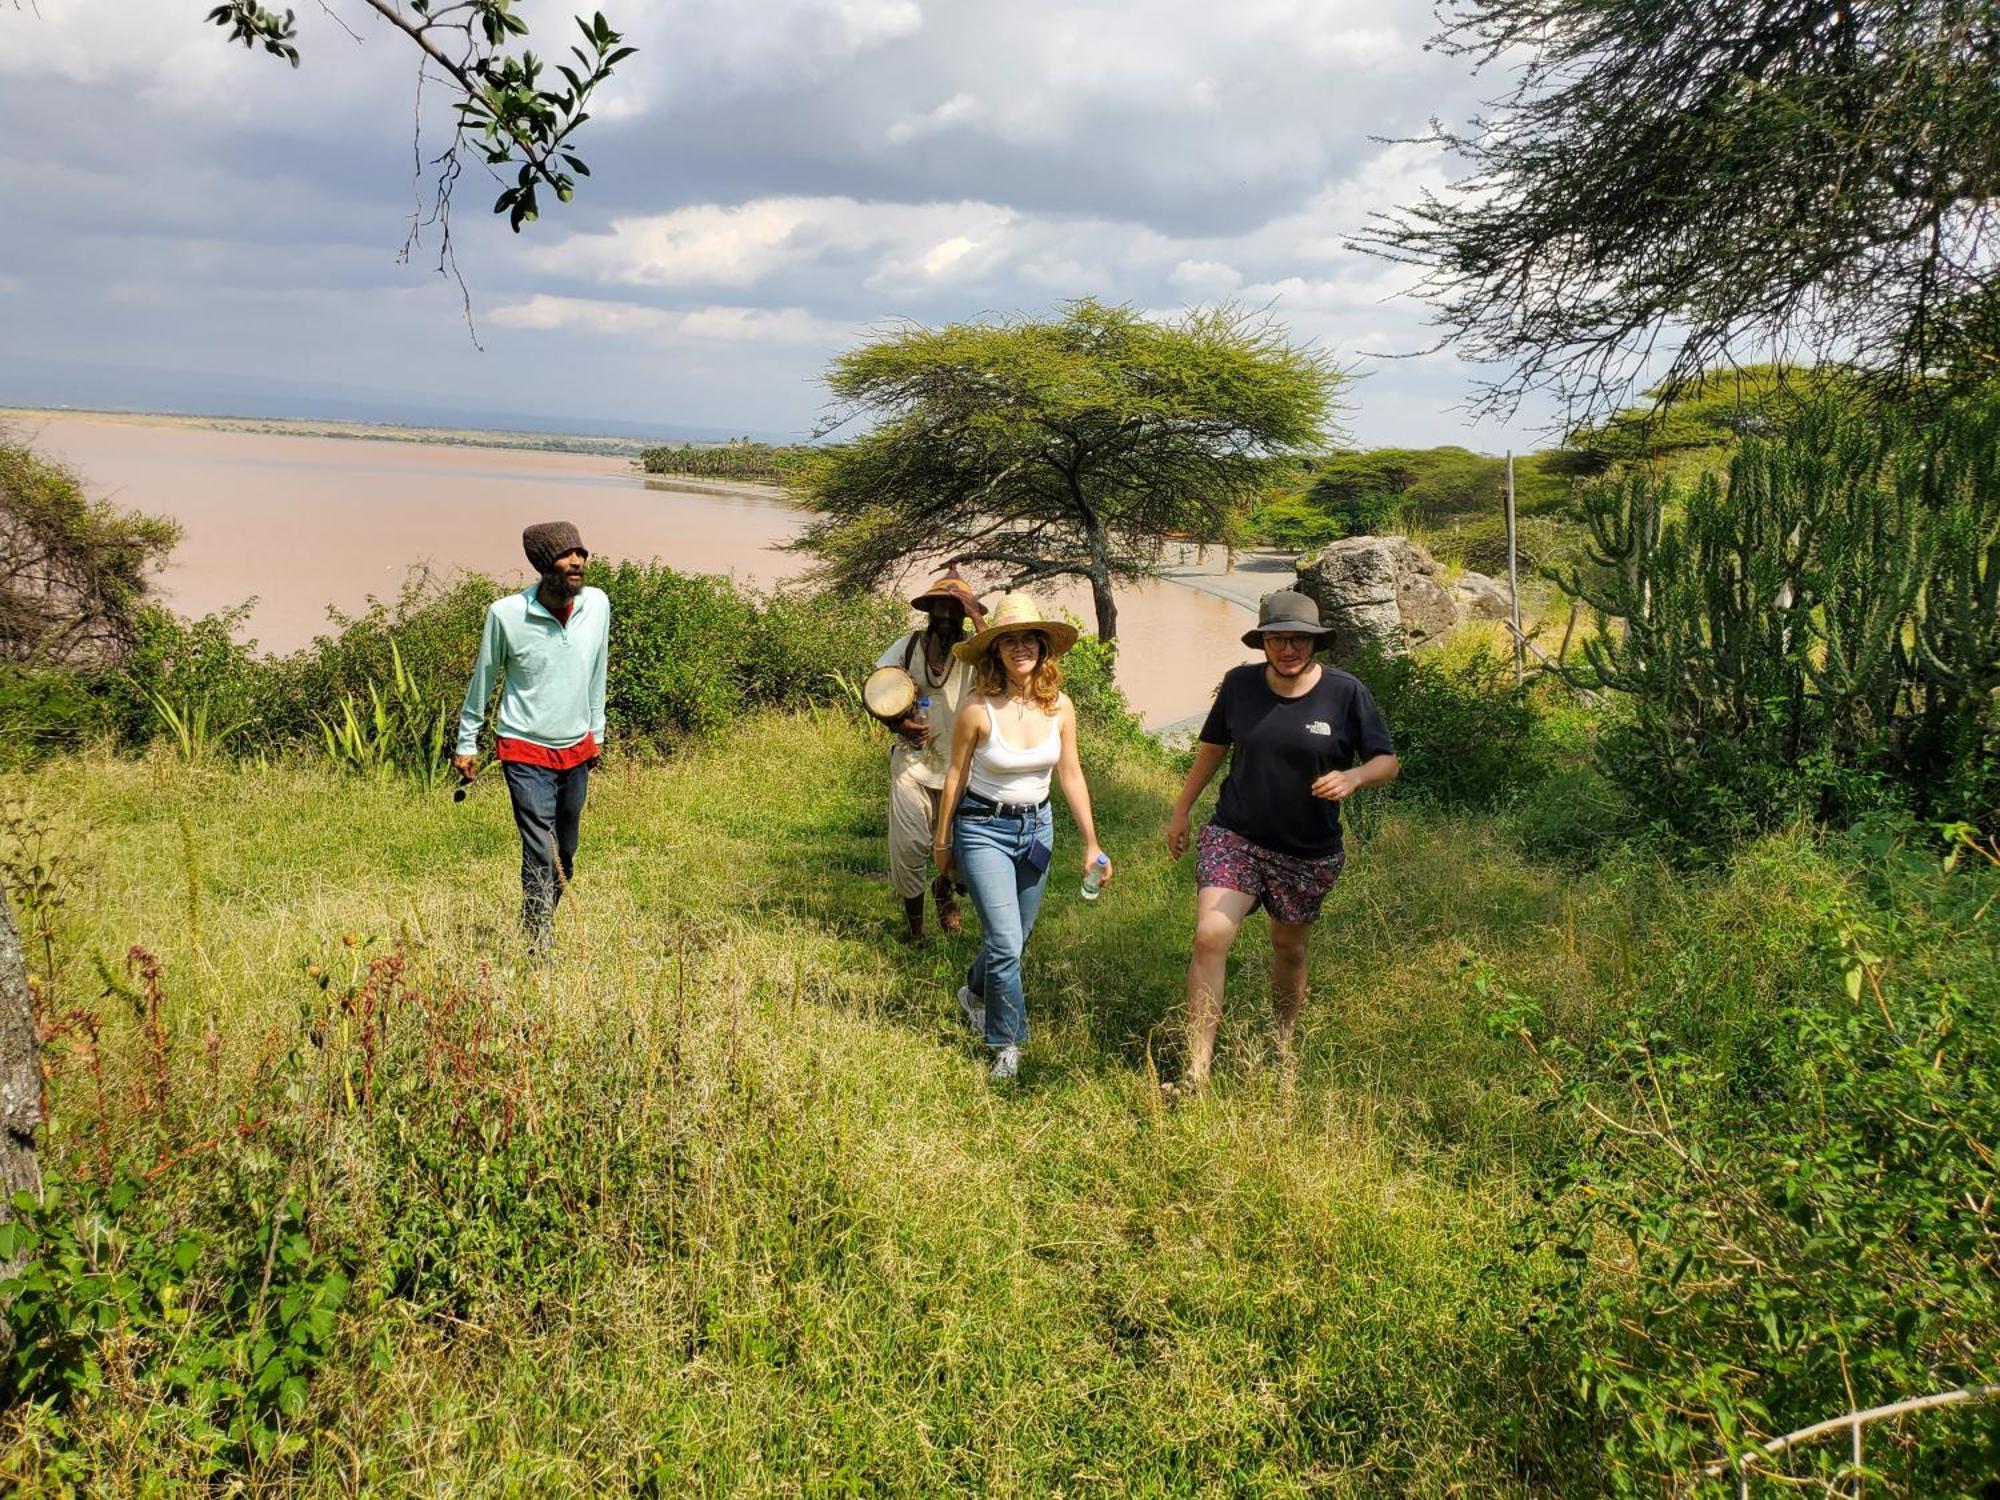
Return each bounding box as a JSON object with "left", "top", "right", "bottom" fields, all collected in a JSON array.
[
  {"left": 592, "top": 559, "right": 756, "bottom": 744},
  {"left": 1351, "top": 644, "right": 1547, "bottom": 810},
  {"left": 110, "top": 603, "right": 266, "bottom": 748},
  {"left": 744, "top": 588, "right": 906, "bottom": 710},
  {"left": 0, "top": 665, "right": 114, "bottom": 761},
  {"left": 1481, "top": 826, "right": 2000, "bottom": 1494},
  {"left": 0, "top": 1176, "right": 352, "bottom": 1468},
  {"left": 271, "top": 571, "right": 497, "bottom": 748},
  {"left": 0, "top": 947, "right": 357, "bottom": 1472},
  {"left": 316, "top": 640, "right": 455, "bottom": 787},
  {"left": 1243, "top": 493, "right": 1347, "bottom": 551}
]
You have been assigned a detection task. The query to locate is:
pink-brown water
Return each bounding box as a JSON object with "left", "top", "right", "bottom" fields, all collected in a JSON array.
[{"left": 25, "top": 414, "right": 1256, "bottom": 728}]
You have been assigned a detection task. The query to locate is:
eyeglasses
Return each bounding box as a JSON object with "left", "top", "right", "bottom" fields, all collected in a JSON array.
[{"left": 1262, "top": 633, "right": 1316, "bottom": 651}]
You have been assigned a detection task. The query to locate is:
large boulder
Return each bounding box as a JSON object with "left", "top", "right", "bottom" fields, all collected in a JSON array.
[
  {"left": 1451, "top": 570, "right": 1514, "bottom": 622},
  {"left": 1294, "top": 534, "right": 1458, "bottom": 660}
]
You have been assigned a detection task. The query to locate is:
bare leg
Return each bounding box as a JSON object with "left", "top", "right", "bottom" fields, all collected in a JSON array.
[
  {"left": 1268, "top": 918, "right": 1312, "bottom": 1061},
  {"left": 1183, "top": 886, "right": 1256, "bottom": 1090}
]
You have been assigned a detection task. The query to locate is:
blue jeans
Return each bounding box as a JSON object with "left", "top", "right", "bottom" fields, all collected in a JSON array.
[
  {"left": 952, "top": 803, "right": 1053, "bottom": 1049},
  {"left": 501, "top": 758, "right": 591, "bottom": 944}
]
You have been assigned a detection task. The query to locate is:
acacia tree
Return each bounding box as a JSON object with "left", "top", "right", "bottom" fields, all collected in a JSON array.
[
  {"left": 793, "top": 301, "right": 1340, "bottom": 642},
  {"left": 1359, "top": 0, "right": 1999, "bottom": 426}
]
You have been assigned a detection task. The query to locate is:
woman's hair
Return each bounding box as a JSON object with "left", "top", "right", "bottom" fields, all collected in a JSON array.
[{"left": 973, "top": 630, "right": 1064, "bottom": 712}]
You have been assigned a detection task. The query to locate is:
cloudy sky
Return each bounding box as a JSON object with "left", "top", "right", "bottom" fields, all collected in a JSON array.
[{"left": 0, "top": 0, "right": 1548, "bottom": 448}]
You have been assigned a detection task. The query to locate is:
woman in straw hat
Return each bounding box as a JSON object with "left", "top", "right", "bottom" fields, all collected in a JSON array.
[
  {"left": 873, "top": 570, "right": 986, "bottom": 941},
  {"left": 1162, "top": 589, "right": 1398, "bottom": 1098},
  {"left": 933, "top": 592, "right": 1113, "bottom": 1082}
]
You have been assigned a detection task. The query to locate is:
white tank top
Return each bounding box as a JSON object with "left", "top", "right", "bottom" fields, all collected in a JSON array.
[{"left": 967, "top": 698, "right": 1061, "bottom": 804}]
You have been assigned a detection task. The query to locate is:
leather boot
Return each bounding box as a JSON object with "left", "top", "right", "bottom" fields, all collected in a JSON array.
[
  {"left": 902, "top": 895, "right": 927, "bottom": 943},
  {"left": 933, "top": 874, "right": 963, "bottom": 934}
]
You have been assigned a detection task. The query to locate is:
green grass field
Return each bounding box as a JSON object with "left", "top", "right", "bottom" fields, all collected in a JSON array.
[{"left": 4, "top": 713, "right": 1989, "bottom": 1495}]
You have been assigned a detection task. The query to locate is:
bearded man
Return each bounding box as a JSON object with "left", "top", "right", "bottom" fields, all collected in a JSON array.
[
  {"left": 875, "top": 571, "right": 986, "bottom": 941},
  {"left": 453, "top": 521, "right": 609, "bottom": 949}
]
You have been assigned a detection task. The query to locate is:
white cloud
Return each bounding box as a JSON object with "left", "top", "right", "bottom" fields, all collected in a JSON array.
[
  {"left": 835, "top": 0, "right": 925, "bottom": 51},
  {"left": 532, "top": 196, "right": 1022, "bottom": 289},
  {"left": 1169, "top": 259, "right": 1244, "bottom": 295},
  {"left": 886, "top": 91, "right": 982, "bottom": 145},
  {"left": 488, "top": 294, "right": 853, "bottom": 345}
]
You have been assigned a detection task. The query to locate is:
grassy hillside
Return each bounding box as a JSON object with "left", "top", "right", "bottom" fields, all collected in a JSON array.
[{"left": 3, "top": 714, "right": 1994, "bottom": 1494}]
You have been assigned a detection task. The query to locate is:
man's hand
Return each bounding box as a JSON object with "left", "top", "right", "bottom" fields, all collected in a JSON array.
[
  {"left": 1310, "top": 768, "right": 1358, "bottom": 801},
  {"left": 452, "top": 752, "right": 479, "bottom": 781},
  {"left": 1165, "top": 807, "right": 1193, "bottom": 859},
  {"left": 892, "top": 714, "right": 931, "bottom": 747}
]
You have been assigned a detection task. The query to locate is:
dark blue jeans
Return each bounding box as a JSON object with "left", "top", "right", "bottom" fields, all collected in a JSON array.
[{"left": 501, "top": 758, "right": 591, "bottom": 944}]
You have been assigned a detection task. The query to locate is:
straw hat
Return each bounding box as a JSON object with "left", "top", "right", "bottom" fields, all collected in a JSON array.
[
  {"left": 908, "top": 568, "right": 987, "bottom": 626},
  {"left": 953, "top": 592, "right": 1080, "bottom": 663}
]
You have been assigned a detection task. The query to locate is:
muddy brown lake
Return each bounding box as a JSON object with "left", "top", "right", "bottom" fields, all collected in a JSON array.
[{"left": 25, "top": 413, "right": 1260, "bottom": 729}]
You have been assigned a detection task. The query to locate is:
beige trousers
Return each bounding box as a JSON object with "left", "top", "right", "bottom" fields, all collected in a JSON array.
[{"left": 888, "top": 747, "right": 944, "bottom": 899}]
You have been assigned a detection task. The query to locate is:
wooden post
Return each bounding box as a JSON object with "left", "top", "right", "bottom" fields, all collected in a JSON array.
[
  {"left": 0, "top": 895, "right": 43, "bottom": 1366},
  {"left": 1505, "top": 451, "right": 1524, "bottom": 684}
]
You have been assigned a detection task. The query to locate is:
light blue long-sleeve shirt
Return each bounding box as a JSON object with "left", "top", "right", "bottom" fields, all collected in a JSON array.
[{"left": 456, "top": 584, "right": 609, "bottom": 756}]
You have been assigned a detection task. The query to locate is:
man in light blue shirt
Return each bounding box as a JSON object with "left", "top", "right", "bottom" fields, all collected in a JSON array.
[{"left": 453, "top": 521, "right": 610, "bottom": 948}]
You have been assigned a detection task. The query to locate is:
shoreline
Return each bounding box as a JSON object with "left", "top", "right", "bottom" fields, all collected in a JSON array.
[
  {"left": 1, "top": 405, "right": 671, "bottom": 460},
  {"left": 641, "top": 472, "right": 793, "bottom": 502}
]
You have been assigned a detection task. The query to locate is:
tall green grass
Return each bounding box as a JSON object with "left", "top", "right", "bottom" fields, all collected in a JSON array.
[{"left": 3, "top": 716, "right": 1992, "bottom": 1494}]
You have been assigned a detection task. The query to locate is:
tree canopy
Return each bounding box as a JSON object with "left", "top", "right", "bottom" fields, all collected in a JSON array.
[
  {"left": 791, "top": 301, "right": 1341, "bottom": 641},
  {"left": 1552, "top": 364, "right": 1874, "bottom": 476},
  {"left": 205, "top": 1, "right": 633, "bottom": 237},
  {"left": 0, "top": 438, "right": 179, "bottom": 671},
  {"left": 1359, "top": 0, "right": 1999, "bottom": 426}
]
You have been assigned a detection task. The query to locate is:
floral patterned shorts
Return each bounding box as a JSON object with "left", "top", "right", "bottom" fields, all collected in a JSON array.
[{"left": 1195, "top": 823, "right": 1346, "bottom": 926}]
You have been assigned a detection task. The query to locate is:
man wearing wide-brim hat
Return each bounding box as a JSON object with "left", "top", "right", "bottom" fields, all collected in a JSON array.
[
  {"left": 872, "top": 570, "right": 987, "bottom": 941},
  {"left": 1161, "top": 589, "right": 1398, "bottom": 1097}
]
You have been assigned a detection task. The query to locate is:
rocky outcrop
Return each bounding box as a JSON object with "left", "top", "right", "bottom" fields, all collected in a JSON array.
[
  {"left": 1294, "top": 535, "right": 1459, "bottom": 660},
  {"left": 1451, "top": 570, "right": 1513, "bottom": 622}
]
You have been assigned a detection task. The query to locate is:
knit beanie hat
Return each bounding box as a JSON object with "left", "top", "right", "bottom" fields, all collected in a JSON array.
[{"left": 523, "top": 521, "right": 586, "bottom": 574}]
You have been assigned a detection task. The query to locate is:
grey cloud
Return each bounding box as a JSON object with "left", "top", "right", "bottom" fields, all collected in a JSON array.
[{"left": 3, "top": 0, "right": 1556, "bottom": 448}]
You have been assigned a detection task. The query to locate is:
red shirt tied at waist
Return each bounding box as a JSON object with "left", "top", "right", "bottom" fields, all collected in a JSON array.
[
  {"left": 489, "top": 595, "right": 597, "bottom": 769},
  {"left": 494, "top": 731, "right": 598, "bottom": 770}
]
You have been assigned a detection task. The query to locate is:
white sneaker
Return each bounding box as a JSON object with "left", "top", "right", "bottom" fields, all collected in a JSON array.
[
  {"left": 957, "top": 985, "right": 985, "bottom": 1034},
  {"left": 989, "top": 1046, "right": 1020, "bottom": 1082}
]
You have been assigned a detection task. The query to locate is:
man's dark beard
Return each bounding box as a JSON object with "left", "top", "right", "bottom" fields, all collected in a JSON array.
[
  {"left": 1268, "top": 656, "right": 1312, "bottom": 678},
  {"left": 542, "top": 568, "right": 583, "bottom": 600}
]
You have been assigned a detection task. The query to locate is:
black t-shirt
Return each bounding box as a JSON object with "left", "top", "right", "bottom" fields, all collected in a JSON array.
[{"left": 1198, "top": 663, "right": 1395, "bottom": 858}]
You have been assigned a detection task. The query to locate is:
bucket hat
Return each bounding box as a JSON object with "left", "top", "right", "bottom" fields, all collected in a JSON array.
[
  {"left": 953, "top": 592, "right": 1081, "bottom": 663},
  {"left": 909, "top": 569, "right": 987, "bottom": 627},
  {"left": 1242, "top": 589, "right": 1333, "bottom": 648}
]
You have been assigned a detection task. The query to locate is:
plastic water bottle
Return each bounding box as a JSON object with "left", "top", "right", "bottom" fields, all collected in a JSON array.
[
  {"left": 914, "top": 694, "right": 931, "bottom": 733},
  {"left": 1080, "top": 852, "right": 1109, "bottom": 900}
]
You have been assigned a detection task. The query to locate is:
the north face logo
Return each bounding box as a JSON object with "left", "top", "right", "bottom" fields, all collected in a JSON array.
[{"left": 1306, "top": 720, "right": 1332, "bottom": 736}]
